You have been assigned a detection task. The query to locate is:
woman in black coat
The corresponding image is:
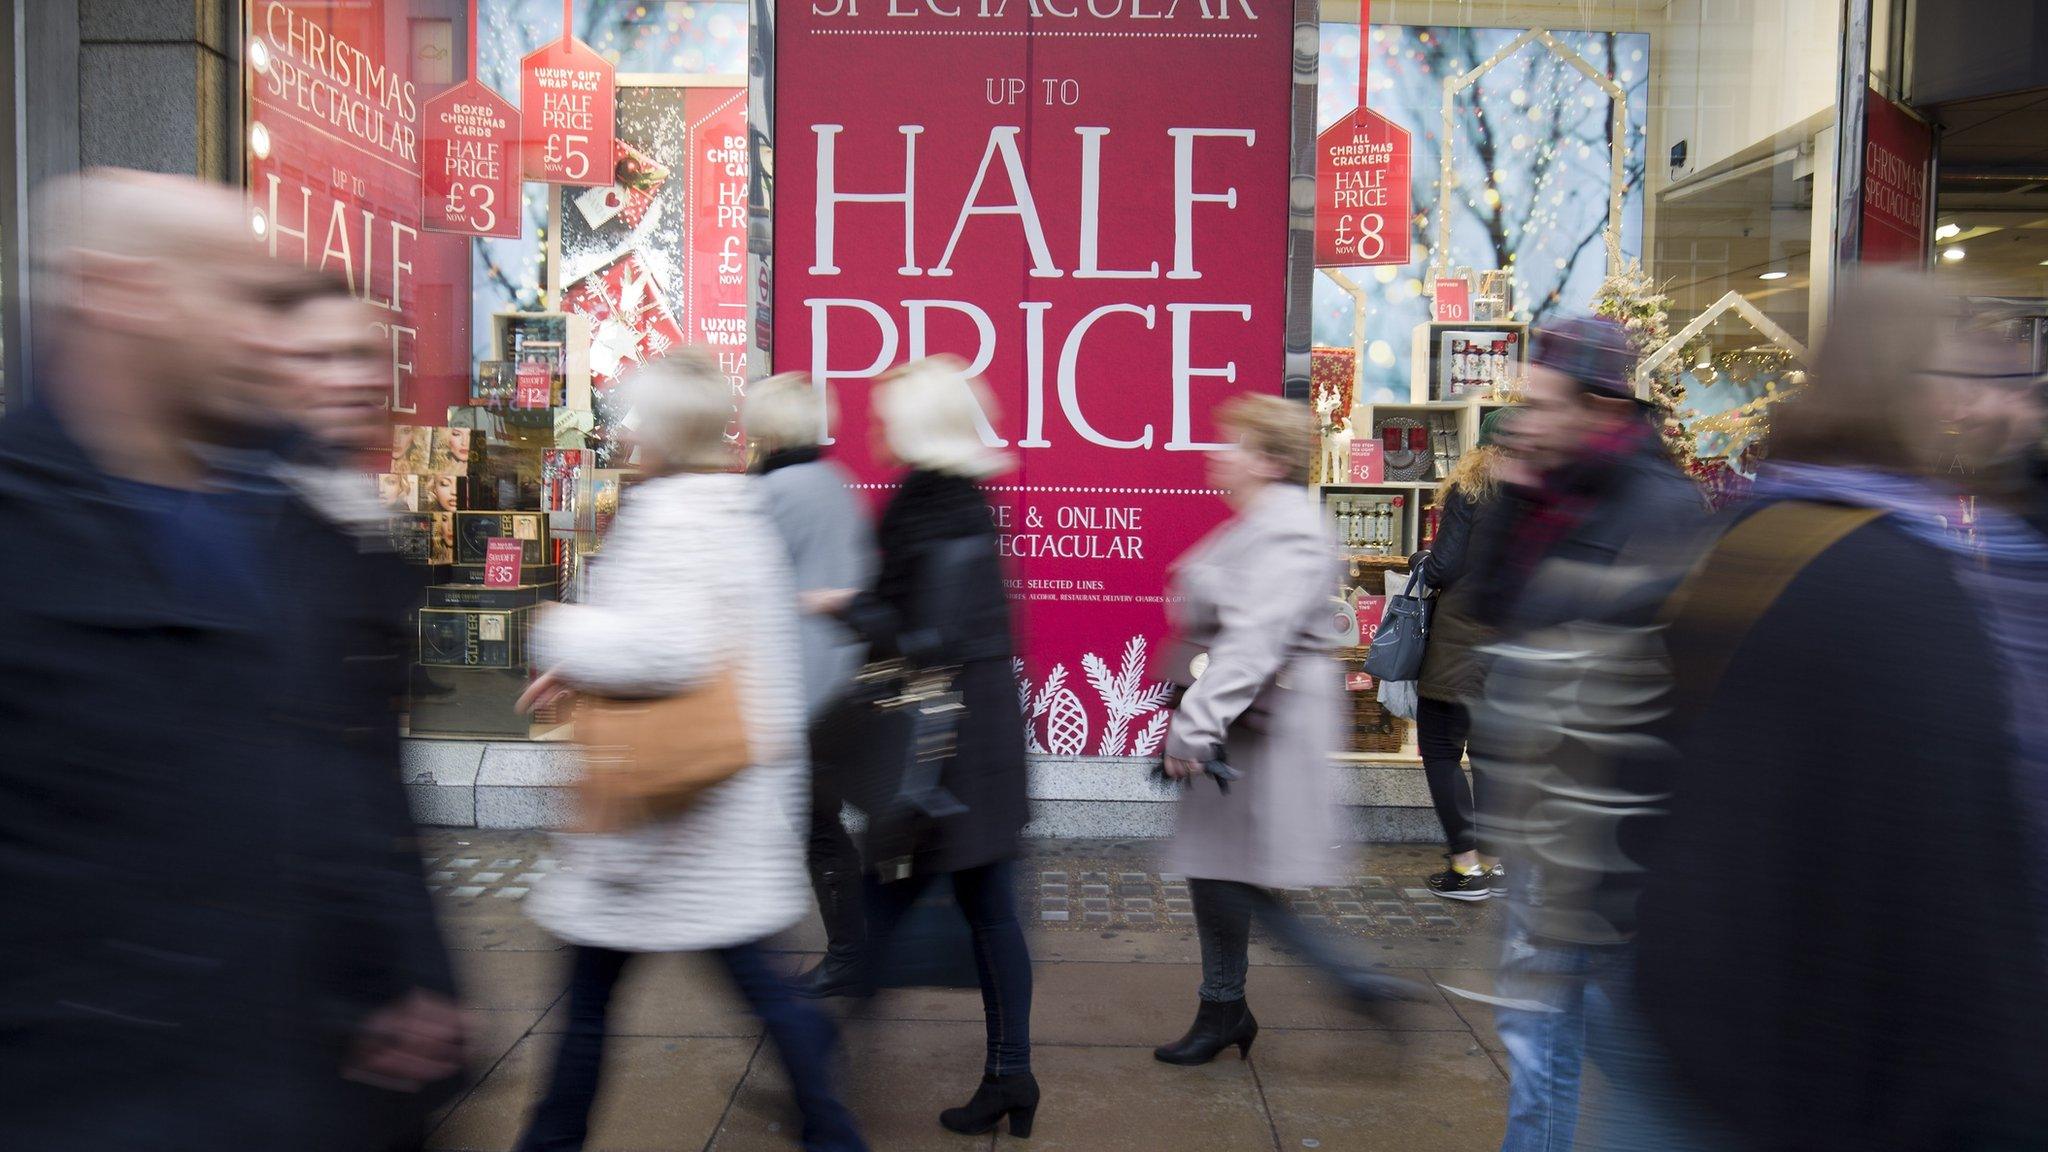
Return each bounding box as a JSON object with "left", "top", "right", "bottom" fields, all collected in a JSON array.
[
  {"left": 823, "top": 358, "right": 1037, "bottom": 1138},
  {"left": 1413, "top": 410, "right": 1518, "bottom": 900}
]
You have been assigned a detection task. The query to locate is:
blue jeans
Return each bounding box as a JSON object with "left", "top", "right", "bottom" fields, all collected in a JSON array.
[
  {"left": 866, "top": 860, "right": 1032, "bottom": 1077},
  {"left": 1494, "top": 912, "right": 1596, "bottom": 1152},
  {"left": 516, "top": 944, "right": 868, "bottom": 1152},
  {"left": 1576, "top": 955, "right": 1736, "bottom": 1152}
]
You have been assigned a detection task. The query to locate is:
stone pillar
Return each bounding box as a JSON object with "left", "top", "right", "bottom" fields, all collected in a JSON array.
[{"left": 78, "top": 0, "right": 236, "bottom": 179}]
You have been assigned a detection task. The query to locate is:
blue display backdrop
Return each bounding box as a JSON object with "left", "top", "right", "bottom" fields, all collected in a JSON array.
[{"left": 1314, "top": 24, "right": 1649, "bottom": 401}]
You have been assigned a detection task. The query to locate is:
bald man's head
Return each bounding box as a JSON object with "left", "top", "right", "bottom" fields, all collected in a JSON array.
[{"left": 33, "top": 169, "right": 328, "bottom": 447}]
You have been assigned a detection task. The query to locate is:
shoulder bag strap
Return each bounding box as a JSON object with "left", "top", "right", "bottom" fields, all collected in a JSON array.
[{"left": 1659, "top": 501, "right": 1883, "bottom": 719}]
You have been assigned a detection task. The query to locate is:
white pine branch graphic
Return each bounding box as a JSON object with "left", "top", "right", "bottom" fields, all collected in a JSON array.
[
  {"left": 1132, "top": 711, "right": 1171, "bottom": 757},
  {"left": 1012, "top": 658, "right": 1044, "bottom": 754},
  {"left": 1086, "top": 637, "right": 1177, "bottom": 756}
]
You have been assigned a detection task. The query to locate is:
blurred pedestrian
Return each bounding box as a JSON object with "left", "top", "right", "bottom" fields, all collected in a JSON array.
[
  {"left": 812, "top": 358, "right": 1037, "bottom": 1137},
  {"left": 1464, "top": 316, "right": 1708, "bottom": 1152},
  {"left": 1413, "top": 406, "right": 1518, "bottom": 900},
  {"left": 1629, "top": 275, "right": 2048, "bottom": 1152},
  {"left": 512, "top": 353, "right": 866, "bottom": 1152},
  {"left": 1152, "top": 394, "right": 1422, "bottom": 1069},
  {"left": 0, "top": 170, "right": 459, "bottom": 1150},
  {"left": 742, "top": 374, "right": 879, "bottom": 999}
]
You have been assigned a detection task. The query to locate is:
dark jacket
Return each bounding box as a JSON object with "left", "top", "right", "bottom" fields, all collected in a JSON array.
[
  {"left": 0, "top": 407, "right": 453, "bottom": 1150},
  {"left": 1469, "top": 431, "right": 1709, "bottom": 636},
  {"left": 1466, "top": 429, "right": 1710, "bottom": 942},
  {"left": 1417, "top": 486, "right": 1498, "bottom": 702},
  {"left": 841, "top": 469, "right": 1027, "bottom": 874},
  {"left": 1634, "top": 509, "right": 2048, "bottom": 1152}
]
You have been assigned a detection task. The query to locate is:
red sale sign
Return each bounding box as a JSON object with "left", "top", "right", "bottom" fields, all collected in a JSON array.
[
  {"left": 243, "top": 0, "right": 472, "bottom": 419},
  {"left": 1433, "top": 278, "right": 1471, "bottom": 322},
  {"left": 521, "top": 21, "right": 616, "bottom": 185},
  {"left": 1348, "top": 439, "right": 1384, "bottom": 484},
  {"left": 1315, "top": 108, "right": 1412, "bottom": 268},
  {"left": 422, "top": 79, "right": 522, "bottom": 239},
  {"left": 775, "top": 0, "right": 1293, "bottom": 756},
  {"left": 484, "top": 538, "right": 524, "bottom": 588},
  {"left": 1861, "top": 89, "right": 1933, "bottom": 265}
]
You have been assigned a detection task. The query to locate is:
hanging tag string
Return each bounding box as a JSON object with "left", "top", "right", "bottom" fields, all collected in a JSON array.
[
  {"left": 1354, "top": 0, "right": 1369, "bottom": 124},
  {"left": 468, "top": 0, "right": 479, "bottom": 79},
  {"left": 563, "top": 0, "right": 574, "bottom": 45}
]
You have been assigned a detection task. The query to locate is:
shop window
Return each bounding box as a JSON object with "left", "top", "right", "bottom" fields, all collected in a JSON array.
[{"left": 243, "top": 0, "right": 747, "bottom": 739}]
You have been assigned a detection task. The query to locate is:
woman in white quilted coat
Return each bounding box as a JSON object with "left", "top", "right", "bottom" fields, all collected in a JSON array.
[{"left": 512, "top": 352, "right": 868, "bottom": 1152}]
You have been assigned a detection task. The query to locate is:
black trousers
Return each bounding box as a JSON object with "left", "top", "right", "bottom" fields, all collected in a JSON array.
[
  {"left": 866, "top": 861, "right": 1033, "bottom": 1077},
  {"left": 807, "top": 767, "right": 865, "bottom": 962},
  {"left": 1417, "top": 695, "right": 1482, "bottom": 856}
]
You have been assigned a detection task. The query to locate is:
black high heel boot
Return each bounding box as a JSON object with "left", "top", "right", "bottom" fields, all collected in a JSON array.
[
  {"left": 939, "top": 1071, "right": 1041, "bottom": 1138},
  {"left": 1153, "top": 998, "right": 1258, "bottom": 1065}
]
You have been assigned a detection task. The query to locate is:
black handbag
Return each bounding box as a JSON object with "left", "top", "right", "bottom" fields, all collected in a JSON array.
[
  {"left": 861, "top": 872, "right": 981, "bottom": 990},
  {"left": 1362, "top": 566, "right": 1432, "bottom": 682}
]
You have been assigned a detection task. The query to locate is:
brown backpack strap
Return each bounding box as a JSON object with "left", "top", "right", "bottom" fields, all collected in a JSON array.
[{"left": 1660, "top": 501, "right": 1884, "bottom": 718}]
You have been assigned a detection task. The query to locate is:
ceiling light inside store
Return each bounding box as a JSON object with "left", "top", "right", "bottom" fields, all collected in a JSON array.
[
  {"left": 1942, "top": 246, "right": 1967, "bottom": 262},
  {"left": 1758, "top": 271, "right": 1788, "bottom": 280},
  {"left": 1936, "top": 222, "right": 1961, "bottom": 241}
]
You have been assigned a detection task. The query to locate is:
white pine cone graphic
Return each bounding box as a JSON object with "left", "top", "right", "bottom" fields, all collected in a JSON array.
[{"left": 1045, "top": 688, "right": 1089, "bottom": 756}]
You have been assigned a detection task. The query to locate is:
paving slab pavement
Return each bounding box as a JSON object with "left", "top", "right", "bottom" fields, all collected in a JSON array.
[{"left": 423, "top": 833, "right": 1510, "bottom": 1152}]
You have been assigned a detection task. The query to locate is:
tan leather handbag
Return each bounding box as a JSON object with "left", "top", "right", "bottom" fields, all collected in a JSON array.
[{"left": 573, "top": 671, "right": 750, "bottom": 832}]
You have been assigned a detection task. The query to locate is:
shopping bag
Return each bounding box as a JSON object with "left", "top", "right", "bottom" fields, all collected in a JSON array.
[{"left": 1378, "top": 676, "right": 1418, "bottom": 721}]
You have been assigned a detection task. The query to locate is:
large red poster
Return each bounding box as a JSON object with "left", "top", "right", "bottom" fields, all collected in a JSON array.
[
  {"left": 1861, "top": 90, "right": 1934, "bottom": 266},
  {"left": 776, "top": 0, "right": 1294, "bottom": 756},
  {"left": 244, "top": 0, "right": 471, "bottom": 421}
]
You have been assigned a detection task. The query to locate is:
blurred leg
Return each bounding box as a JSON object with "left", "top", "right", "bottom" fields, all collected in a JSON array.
[
  {"left": 805, "top": 767, "right": 865, "bottom": 966},
  {"left": 1187, "top": 878, "right": 1254, "bottom": 1002},
  {"left": 1577, "top": 949, "right": 1733, "bottom": 1152},
  {"left": 1495, "top": 904, "right": 1591, "bottom": 1152},
  {"left": 1418, "top": 696, "right": 1478, "bottom": 856},
  {"left": 950, "top": 861, "right": 1033, "bottom": 1076},
  {"left": 515, "top": 946, "right": 632, "bottom": 1152},
  {"left": 717, "top": 943, "right": 868, "bottom": 1152},
  {"left": 1240, "top": 887, "right": 1420, "bottom": 1003}
]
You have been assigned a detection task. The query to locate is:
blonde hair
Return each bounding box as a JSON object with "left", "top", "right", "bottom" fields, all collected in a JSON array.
[
  {"left": 616, "top": 349, "right": 737, "bottom": 473},
  {"left": 871, "top": 357, "right": 1013, "bottom": 480},
  {"left": 1442, "top": 444, "right": 1503, "bottom": 503},
  {"left": 1215, "top": 393, "right": 1315, "bottom": 486},
  {"left": 742, "top": 372, "right": 829, "bottom": 454}
]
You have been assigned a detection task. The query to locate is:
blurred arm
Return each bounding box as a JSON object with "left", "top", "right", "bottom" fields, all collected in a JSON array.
[{"left": 1166, "top": 529, "right": 1325, "bottom": 763}]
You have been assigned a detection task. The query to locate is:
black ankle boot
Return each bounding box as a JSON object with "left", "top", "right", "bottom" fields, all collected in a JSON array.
[
  {"left": 939, "top": 1071, "right": 1040, "bottom": 1137},
  {"left": 792, "top": 952, "right": 869, "bottom": 999},
  {"left": 1153, "top": 998, "right": 1258, "bottom": 1065}
]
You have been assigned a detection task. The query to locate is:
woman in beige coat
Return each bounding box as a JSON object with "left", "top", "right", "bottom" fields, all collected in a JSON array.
[{"left": 1155, "top": 395, "right": 1423, "bottom": 1067}]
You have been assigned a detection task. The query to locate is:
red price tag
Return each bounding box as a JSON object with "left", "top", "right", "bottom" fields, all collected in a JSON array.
[
  {"left": 515, "top": 362, "right": 552, "bottom": 409},
  {"left": 484, "top": 538, "right": 523, "bottom": 588},
  {"left": 1314, "top": 108, "right": 1413, "bottom": 269},
  {"left": 1345, "top": 671, "right": 1375, "bottom": 692},
  {"left": 520, "top": 35, "right": 617, "bottom": 185},
  {"left": 421, "top": 80, "right": 523, "bottom": 238},
  {"left": 1348, "top": 439, "right": 1384, "bottom": 485},
  {"left": 1434, "top": 279, "right": 1471, "bottom": 323}
]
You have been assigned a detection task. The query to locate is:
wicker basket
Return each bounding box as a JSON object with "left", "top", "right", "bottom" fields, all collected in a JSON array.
[{"left": 1336, "top": 645, "right": 1408, "bottom": 753}]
